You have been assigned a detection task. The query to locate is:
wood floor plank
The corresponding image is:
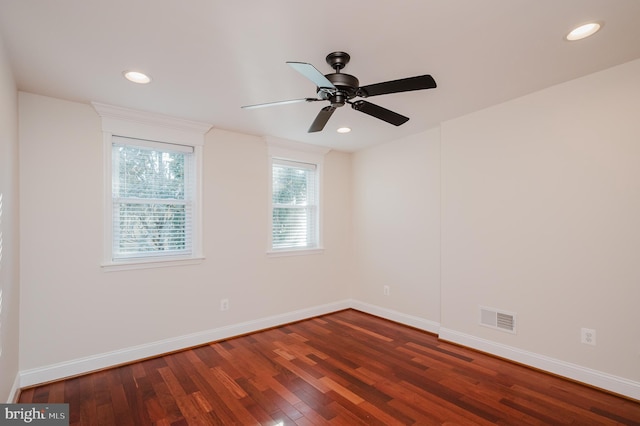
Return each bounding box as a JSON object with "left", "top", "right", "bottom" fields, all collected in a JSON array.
[
  {"left": 437, "top": 377, "right": 541, "bottom": 425},
  {"left": 150, "top": 374, "right": 185, "bottom": 423},
  {"left": 186, "top": 373, "right": 239, "bottom": 425},
  {"left": 95, "top": 402, "right": 116, "bottom": 426},
  {"left": 17, "top": 309, "right": 640, "bottom": 425},
  {"left": 273, "top": 356, "right": 331, "bottom": 394},
  {"left": 318, "top": 376, "right": 364, "bottom": 405},
  {"left": 262, "top": 375, "right": 303, "bottom": 406},
  {"left": 386, "top": 398, "right": 445, "bottom": 425},
  {"left": 290, "top": 382, "right": 336, "bottom": 421},
  {"left": 292, "top": 400, "right": 331, "bottom": 426}
]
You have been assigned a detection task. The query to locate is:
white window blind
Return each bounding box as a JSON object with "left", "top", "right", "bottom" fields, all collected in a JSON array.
[
  {"left": 112, "top": 136, "right": 194, "bottom": 260},
  {"left": 272, "top": 159, "right": 318, "bottom": 250}
]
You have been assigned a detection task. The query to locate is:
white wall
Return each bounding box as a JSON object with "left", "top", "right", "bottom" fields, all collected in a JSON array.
[
  {"left": 18, "top": 94, "right": 352, "bottom": 376},
  {"left": 441, "top": 59, "right": 640, "bottom": 383},
  {"left": 352, "top": 129, "right": 441, "bottom": 329},
  {"left": 0, "top": 34, "right": 20, "bottom": 402}
]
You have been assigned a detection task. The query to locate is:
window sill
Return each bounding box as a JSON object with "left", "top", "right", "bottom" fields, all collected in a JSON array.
[
  {"left": 101, "top": 256, "right": 205, "bottom": 272},
  {"left": 267, "top": 248, "right": 324, "bottom": 258}
]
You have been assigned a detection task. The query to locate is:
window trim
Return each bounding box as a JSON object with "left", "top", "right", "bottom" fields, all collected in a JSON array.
[
  {"left": 266, "top": 137, "right": 330, "bottom": 257},
  {"left": 93, "top": 102, "right": 211, "bottom": 271}
]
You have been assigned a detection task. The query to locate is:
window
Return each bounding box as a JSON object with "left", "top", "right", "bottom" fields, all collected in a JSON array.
[
  {"left": 112, "top": 137, "right": 194, "bottom": 260},
  {"left": 267, "top": 138, "right": 329, "bottom": 255},
  {"left": 272, "top": 159, "right": 318, "bottom": 250},
  {"left": 93, "top": 102, "right": 211, "bottom": 269}
]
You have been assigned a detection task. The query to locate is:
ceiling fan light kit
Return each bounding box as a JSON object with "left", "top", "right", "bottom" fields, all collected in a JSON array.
[{"left": 242, "top": 51, "right": 437, "bottom": 133}]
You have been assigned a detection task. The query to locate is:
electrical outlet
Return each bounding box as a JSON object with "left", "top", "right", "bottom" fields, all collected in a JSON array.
[
  {"left": 383, "top": 285, "right": 390, "bottom": 296},
  {"left": 220, "top": 298, "right": 229, "bottom": 311},
  {"left": 581, "top": 328, "right": 596, "bottom": 346}
]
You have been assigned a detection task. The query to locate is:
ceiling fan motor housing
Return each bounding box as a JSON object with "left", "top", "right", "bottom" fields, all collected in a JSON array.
[{"left": 319, "top": 73, "right": 359, "bottom": 107}]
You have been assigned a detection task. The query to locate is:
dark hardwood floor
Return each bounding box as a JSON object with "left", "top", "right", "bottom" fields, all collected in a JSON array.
[{"left": 19, "top": 309, "right": 640, "bottom": 425}]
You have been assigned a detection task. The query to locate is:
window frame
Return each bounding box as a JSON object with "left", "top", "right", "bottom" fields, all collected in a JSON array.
[
  {"left": 93, "top": 102, "right": 211, "bottom": 271},
  {"left": 266, "top": 138, "right": 330, "bottom": 257}
]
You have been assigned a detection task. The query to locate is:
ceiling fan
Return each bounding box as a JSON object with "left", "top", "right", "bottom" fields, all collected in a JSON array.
[{"left": 241, "top": 51, "right": 437, "bottom": 133}]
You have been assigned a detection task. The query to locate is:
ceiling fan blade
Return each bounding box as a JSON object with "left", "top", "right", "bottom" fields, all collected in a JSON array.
[
  {"left": 357, "top": 75, "right": 437, "bottom": 98},
  {"left": 351, "top": 100, "right": 409, "bottom": 126},
  {"left": 308, "top": 106, "right": 336, "bottom": 133},
  {"left": 241, "top": 98, "right": 320, "bottom": 109},
  {"left": 287, "top": 62, "right": 336, "bottom": 89}
]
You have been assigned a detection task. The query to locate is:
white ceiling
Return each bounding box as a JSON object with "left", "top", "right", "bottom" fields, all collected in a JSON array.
[{"left": 1, "top": 0, "right": 639, "bottom": 151}]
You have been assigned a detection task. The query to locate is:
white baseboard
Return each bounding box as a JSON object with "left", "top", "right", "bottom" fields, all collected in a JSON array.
[
  {"left": 349, "top": 300, "right": 440, "bottom": 334},
  {"left": 19, "top": 299, "right": 351, "bottom": 388},
  {"left": 7, "top": 373, "right": 20, "bottom": 403},
  {"left": 439, "top": 327, "right": 640, "bottom": 401},
  {"left": 17, "top": 300, "right": 640, "bottom": 401}
]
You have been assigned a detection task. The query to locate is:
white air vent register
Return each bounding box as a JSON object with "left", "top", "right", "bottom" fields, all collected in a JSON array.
[{"left": 480, "top": 306, "right": 516, "bottom": 334}]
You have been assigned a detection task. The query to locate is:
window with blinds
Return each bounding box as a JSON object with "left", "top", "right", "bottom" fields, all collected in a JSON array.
[
  {"left": 112, "top": 137, "right": 194, "bottom": 260},
  {"left": 271, "top": 159, "right": 318, "bottom": 250}
]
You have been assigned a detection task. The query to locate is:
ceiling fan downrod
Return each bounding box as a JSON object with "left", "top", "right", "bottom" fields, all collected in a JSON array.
[{"left": 321, "top": 52, "right": 359, "bottom": 107}]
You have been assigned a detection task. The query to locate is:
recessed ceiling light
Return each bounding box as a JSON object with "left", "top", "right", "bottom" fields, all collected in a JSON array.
[
  {"left": 566, "top": 22, "right": 602, "bottom": 41},
  {"left": 337, "top": 127, "right": 351, "bottom": 134},
  {"left": 123, "top": 71, "right": 152, "bottom": 84}
]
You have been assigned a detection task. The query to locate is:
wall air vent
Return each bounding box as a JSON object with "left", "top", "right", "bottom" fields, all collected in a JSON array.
[{"left": 480, "top": 306, "right": 516, "bottom": 334}]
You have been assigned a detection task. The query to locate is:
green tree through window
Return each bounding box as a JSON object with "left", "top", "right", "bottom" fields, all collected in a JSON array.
[
  {"left": 112, "top": 141, "right": 193, "bottom": 259},
  {"left": 272, "top": 160, "right": 318, "bottom": 250}
]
